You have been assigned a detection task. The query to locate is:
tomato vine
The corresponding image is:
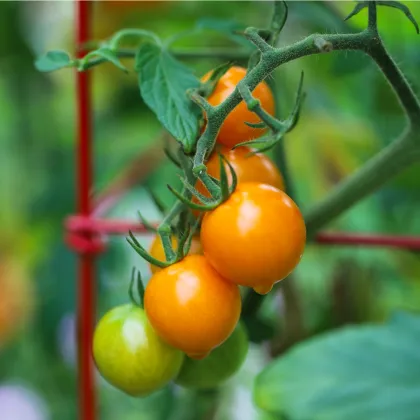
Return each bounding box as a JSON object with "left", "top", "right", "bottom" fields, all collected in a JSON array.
[{"left": 36, "top": 0, "right": 420, "bottom": 314}]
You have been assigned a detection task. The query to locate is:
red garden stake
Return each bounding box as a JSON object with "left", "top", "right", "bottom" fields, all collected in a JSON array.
[{"left": 75, "top": 1, "right": 96, "bottom": 420}]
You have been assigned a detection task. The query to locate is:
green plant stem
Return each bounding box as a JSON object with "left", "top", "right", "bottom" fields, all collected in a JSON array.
[
  {"left": 157, "top": 200, "right": 185, "bottom": 261},
  {"left": 239, "top": 4, "right": 420, "bottom": 317},
  {"left": 368, "top": 40, "right": 420, "bottom": 125},
  {"left": 78, "top": 48, "right": 250, "bottom": 70},
  {"left": 305, "top": 130, "right": 420, "bottom": 236},
  {"left": 194, "top": 26, "right": 420, "bottom": 235}
]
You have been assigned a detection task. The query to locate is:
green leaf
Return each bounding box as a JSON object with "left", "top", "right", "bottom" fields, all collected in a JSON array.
[
  {"left": 254, "top": 312, "right": 420, "bottom": 420},
  {"left": 136, "top": 43, "right": 201, "bottom": 153},
  {"left": 85, "top": 47, "right": 128, "bottom": 72},
  {"left": 196, "top": 18, "right": 253, "bottom": 49},
  {"left": 34, "top": 50, "right": 72, "bottom": 72}
]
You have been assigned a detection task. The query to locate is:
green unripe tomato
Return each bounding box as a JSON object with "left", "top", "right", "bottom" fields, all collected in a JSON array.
[
  {"left": 93, "top": 304, "right": 184, "bottom": 396},
  {"left": 175, "top": 321, "right": 249, "bottom": 389}
]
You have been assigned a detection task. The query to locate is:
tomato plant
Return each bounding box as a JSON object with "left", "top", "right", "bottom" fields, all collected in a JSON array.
[
  {"left": 93, "top": 303, "right": 183, "bottom": 396},
  {"left": 36, "top": 0, "right": 420, "bottom": 417},
  {"left": 200, "top": 182, "right": 306, "bottom": 294},
  {"left": 144, "top": 255, "right": 241, "bottom": 359},
  {"left": 175, "top": 321, "right": 249, "bottom": 389}
]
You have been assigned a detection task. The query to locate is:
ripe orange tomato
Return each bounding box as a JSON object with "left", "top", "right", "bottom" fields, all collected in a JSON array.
[
  {"left": 144, "top": 255, "right": 241, "bottom": 359},
  {"left": 200, "top": 182, "right": 306, "bottom": 295},
  {"left": 93, "top": 304, "right": 183, "bottom": 396},
  {"left": 148, "top": 234, "right": 202, "bottom": 274},
  {"left": 201, "top": 66, "right": 275, "bottom": 148}
]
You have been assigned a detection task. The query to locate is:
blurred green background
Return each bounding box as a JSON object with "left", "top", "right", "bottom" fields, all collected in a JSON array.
[{"left": 1, "top": 1, "right": 420, "bottom": 419}]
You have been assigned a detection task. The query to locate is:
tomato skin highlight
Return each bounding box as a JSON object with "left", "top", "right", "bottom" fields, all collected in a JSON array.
[
  {"left": 175, "top": 321, "right": 249, "bottom": 389},
  {"left": 144, "top": 255, "right": 241, "bottom": 359},
  {"left": 201, "top": 66, "right": 275, "bottom": 148},
  {"left": 200, "top": 182, "right": 306, "bottom": 294},
  {"left": 148, "top": 235, "right": 202, "bottom": 274},
  {"left": 93, "top": 304, "right": 183, "bottom": 396}
]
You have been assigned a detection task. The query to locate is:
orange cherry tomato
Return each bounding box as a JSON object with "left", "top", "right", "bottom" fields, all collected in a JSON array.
[
  {"left": 200, "top": 182, "right": 306, "bottom": 295},
  {"left": 201, "top": 66, "right": 275, "bottom": 148},
  {"left": 144, "top": 255, "right": 241, "bottom": 359},
  {"left": 148, "top": 234, "right": 202, "bottom": 274}
]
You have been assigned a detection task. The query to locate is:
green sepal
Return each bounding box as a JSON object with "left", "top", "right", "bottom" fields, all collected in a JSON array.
[
  {"left": 127, "top": 231, "right": 169, "bottom": 268},
  {"left": 144, "top": 185, "right": 167, "bottom": 215},
  {"left": 178, "top": 176, "right": 214, "bottom": 205},
  {"left": 175, "top": 225, "right": 191, "bottom": 260},
  {"left": 218, "top": 152, "right": 230, "bottom": 201},
  {"left": 377, "top": 1, "right": 419, "bottom": 34},
  {"left": 283, "top": 71, "right": 305, "bottom": 133},
  {"left": 167, "top": 185, "right": 218, "bottom": 211},
  {"left": 199, "top": 61, "right": 234, "bottom": 97},
  {"left": 344, "top": 2, "right": 368, "bottom": 22},
  {"left": 129, "top": 267, "right": 145, "bottom": 307},
  {"left": 137, "top": 210, "right": 158, "bottom": 232},
  {"left": 244, "top": 121, "right": 266, "bottom": 129}
]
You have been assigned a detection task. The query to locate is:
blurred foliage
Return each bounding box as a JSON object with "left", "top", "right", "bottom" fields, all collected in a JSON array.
[{"left": 1, "top": 1, "right": 420, "bottom": 419}]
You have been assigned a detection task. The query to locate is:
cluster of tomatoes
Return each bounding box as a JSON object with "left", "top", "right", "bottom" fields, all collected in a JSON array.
[{"left": 93, "top": 66, "right": 306, "bottom": 397}]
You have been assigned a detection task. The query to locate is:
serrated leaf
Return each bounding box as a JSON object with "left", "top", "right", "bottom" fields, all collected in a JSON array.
[
  {"left": 136, "top": 43, "right": 201, "bottom": 153},
  {"left": 89, "top": 47, "right": 127, "bottom": 72},
  {"left": 35, "top": 50, "right": 72, "bottom": 72},
  {"left": 196, "top": 18, "right": 253, "bottom": 49},
  {"left": 254, "top": 313, "right": 420, "bottom": 420}
]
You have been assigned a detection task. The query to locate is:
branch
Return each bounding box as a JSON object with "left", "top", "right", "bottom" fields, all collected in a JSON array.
[
  {"left": 304, "top": 130, "right": 420, "bottom": 236},
  {"left": 79, "top": 47, "right": 250, "bottom": 70},
  {"left": 192, "top": 21, "right": 420, "bottom": 235}
]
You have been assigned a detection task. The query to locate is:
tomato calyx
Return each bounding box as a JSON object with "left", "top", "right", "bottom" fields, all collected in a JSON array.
[
  {"left": 232, "top": 71, "right": 305, "bottom": 153},
  {"left": 128, "top": 267, "right": 145, "bottom": 308},
  {"left": 168, "top": 153, "right": 238, "bottom": 212}
]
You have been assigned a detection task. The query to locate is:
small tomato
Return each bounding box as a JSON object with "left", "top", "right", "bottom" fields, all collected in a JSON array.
[
  {"left": 93, "top": 304, "right": 183, "bottom": 396},
  {"left": 144, "top": 255, "right": 241, "bottom": 359},
  {"left": 200, "top": 182, "right": 306, "bottom": 294}
]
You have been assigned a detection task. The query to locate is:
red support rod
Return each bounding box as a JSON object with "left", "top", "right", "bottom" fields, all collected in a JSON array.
[
  {"left": 76, "top": 2, "right": 96, "bottom": 420},
  {"left": 316, "top": 232, "right": 420, "bottom": 250},
  {"left": 66, "top": 215, "right": 420, "bottom": 250}
]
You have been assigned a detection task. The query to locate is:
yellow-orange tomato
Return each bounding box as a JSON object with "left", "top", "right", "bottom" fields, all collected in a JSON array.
[
  {"left": 201, "top": 66, "right": 275, "bottom": 148},
  {"left": 148, "top": 235, "right": 202, "bottom": 274},
  {"left": 200, "top": 183, "right": 306, "bottom": 295},
  {"left": 144, "top": 255, "right": 241, "bottom": 359}
]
